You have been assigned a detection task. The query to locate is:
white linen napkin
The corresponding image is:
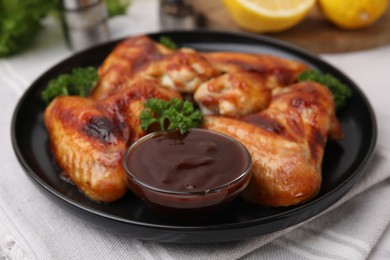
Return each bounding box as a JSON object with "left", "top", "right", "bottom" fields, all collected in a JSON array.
[{"left": 1, "top": 0, "right": 390, "bottom": 258}]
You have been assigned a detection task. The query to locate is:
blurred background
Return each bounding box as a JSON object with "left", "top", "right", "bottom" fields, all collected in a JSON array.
[
  {"left": 1, "top": 0, "right": 389, "bottom": 56},
  {"left": 193, "top": 0, "right": 390, "bottom": 53}
]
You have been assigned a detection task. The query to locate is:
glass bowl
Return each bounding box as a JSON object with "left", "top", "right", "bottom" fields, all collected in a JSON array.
[{"left": 123, "top": 128, "right": 252, "bottom": 223}]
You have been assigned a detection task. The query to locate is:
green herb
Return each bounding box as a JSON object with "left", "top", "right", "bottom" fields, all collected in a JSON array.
[
  {"left": 0, "top": 0, "right": 59, "bottom": 57},
  {"left": 159, "top": 36, "right": 177, "bottom": 50},
  {"left": 41, "top": 67, "right": 98, "bottom": 103},
  {"left": 0, "top": 0, "right": 130, "bottom": 57},
  {"left": 298, "top": 70, "right": 353, "bottom": 109},
  {"left": 140, "top": 98, "right": 203, "bottom": 134},
  {"left": 105, "top": 0, "right": 132, "bottom": 17}
]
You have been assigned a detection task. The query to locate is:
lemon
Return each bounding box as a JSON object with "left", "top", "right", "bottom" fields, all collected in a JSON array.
[
  {"left": 223, "top": 0, "right": 316, "bottom": 33},
  {"left": 318, "top": 0, "right": 389, "bottom": 29}
]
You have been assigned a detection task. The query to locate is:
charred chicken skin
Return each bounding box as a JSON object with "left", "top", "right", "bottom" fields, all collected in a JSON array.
[{"left": 44, "top": 35, "right": 343, "bottom": 206}]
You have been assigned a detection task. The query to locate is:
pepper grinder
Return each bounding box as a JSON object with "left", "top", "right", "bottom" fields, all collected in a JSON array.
[
  {"left": 61, "top": 0, "right": 109, "bottom": 51},
  {"left": 160, "top": 0, "right": 196, "bottom": 30}
]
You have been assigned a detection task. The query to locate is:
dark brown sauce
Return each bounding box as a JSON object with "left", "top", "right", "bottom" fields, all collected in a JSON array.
[{"left": 126, "top": 129, "right": 248, "bottom": 193}]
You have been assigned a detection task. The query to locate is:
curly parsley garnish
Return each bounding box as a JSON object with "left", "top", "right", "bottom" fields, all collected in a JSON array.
[
  {"left": 298, "top": 70, "right": 353, "bottom": 110},
  {"left": 140, "top": 98, "right": 203, "bottom": 134},
  {"left": 41, "top": 66, "right": 98, "bottom": 103},
  {"left": 159, "top": 36, "right": 177, "bottom": 50}
]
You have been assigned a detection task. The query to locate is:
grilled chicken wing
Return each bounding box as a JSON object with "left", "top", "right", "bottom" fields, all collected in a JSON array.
[
  {"left": 140, "top": 48, "right": 220, "bottom": 93},
  {"left": 44, "top": 78, "right": 181, "bottom": 202},
  {"left": 203, "top": 81, "right": 342, "bottom": 206},
  {"left": 194, "top": 71, "right": 272, "bottom": 117},
  {"left": 195, "top": 52, "right": 309, "bottom": 117},
  {"left": 91, "top": 36, "right": 173, "bottom": 100},
  {"left": 92, "top": 36, "right": 219, "bottom": 99},
  {"left": 202, "top": 52, "right": 309, "bottom": 88}
]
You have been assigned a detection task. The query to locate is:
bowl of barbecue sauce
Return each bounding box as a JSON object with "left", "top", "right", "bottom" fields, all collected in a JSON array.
[{"left": 123, "top": 128, "right": 252, "bottom": 223}]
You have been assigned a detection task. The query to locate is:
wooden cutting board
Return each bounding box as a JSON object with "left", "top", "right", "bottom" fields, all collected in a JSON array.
[{"left": 192, "top": 0, "right": 390, "bottom": 54}]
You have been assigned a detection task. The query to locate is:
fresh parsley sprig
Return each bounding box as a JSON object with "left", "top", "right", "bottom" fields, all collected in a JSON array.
[
  {"left": 140, "top": 98, "right": 203, "bottom": 134},
  {"left": 41, "top": 66, "right": 98, "bottom": 103},
  {"left": 298, "top": 70, "right": 353, "bottom": 110},
  {"left": 159, "top": 36, "right": 177, "bottom": 50}
]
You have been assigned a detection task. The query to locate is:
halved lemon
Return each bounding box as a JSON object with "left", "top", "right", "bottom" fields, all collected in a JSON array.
[{"left": 223, "top": 0, "right": 316, "bottom": 33}]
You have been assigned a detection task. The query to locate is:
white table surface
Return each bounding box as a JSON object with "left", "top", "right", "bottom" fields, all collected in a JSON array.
[
  {"left": 320, "top": 49, "right": 390, "bottom": 260},
  {"left": 1, "top": 0, "right": 390, "bottom": 258}
]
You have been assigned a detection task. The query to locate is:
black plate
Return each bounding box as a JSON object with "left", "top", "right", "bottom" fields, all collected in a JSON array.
[{"left": 11, "top": 31, "right": 377, "bottom": 243}]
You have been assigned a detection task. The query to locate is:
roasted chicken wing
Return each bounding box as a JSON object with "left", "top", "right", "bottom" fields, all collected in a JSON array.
[
  {"left": 195, "top": 52, "right": 309, "bottom": 117},
  {"left": 194, "top": 71, "right": 272, "bottom": 117},
  {"left": 139, "top": 48, "right": 220, "bottom": 93},
  {"left": 92, "top": 36, "right": 219, "bottom": 99},
  {"left": 92, "top": 36, "right": 173, "bottom": 100},
  {"left": 202, "top": 52, "right": 309, "bottom": 88},
  {"left": 203, "top": 81, "right": 342, "bottom": 206},
  {"left": 44, "top": 78, "right": 181, "bottom": 202}
]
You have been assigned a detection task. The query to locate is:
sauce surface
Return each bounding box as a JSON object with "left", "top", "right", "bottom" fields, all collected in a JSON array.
[{"left": 126, "top": 129, "right": 248, "bottom": 193}]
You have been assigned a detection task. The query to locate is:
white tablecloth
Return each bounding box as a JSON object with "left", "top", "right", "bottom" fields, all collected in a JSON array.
[{"left": 1, "top": 0, "right": 390, "bottom": 259}]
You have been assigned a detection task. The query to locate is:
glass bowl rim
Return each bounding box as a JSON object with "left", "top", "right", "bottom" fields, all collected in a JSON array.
[{"left": 122, "top": 128, "right": 252, "bottom": 196}]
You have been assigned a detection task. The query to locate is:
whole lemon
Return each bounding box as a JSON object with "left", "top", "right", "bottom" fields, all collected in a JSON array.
[{"left": 318, "top": 0, "right": 389, "bottom": 29}]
